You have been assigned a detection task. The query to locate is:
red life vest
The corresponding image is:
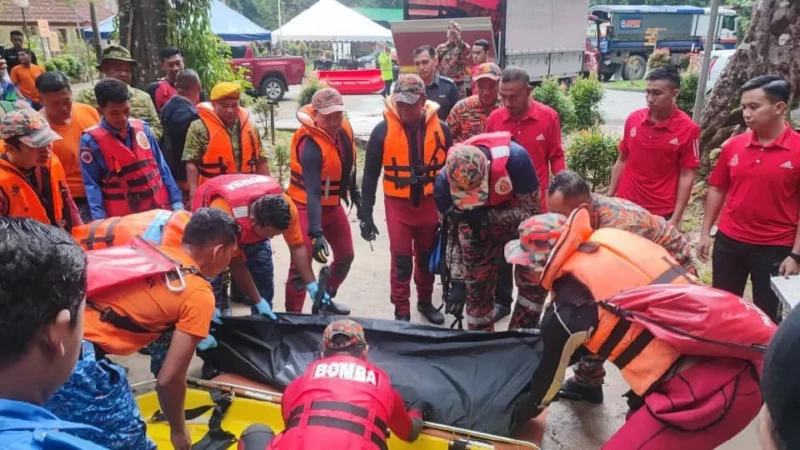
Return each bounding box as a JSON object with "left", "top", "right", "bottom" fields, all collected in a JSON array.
[
  {"left": 88, "top": 120, "right": 169, "bottom": 217},
  {"left": 270, "top": 355, "right": 397, "bottom": 450},
  {"left": 154, "top": 79, "right": 177, "bottom": 112},
  {"left": 191, "top": 174, "right": 282, "bottom": 245},
  {"left": 463, "top": 131, "right": 515, "bottom": 207},
  {"left": 601, "top": 284, "right": 777, "bottom": 375}
]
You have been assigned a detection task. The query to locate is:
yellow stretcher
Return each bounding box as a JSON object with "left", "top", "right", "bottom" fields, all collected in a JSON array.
[{"left": 134, "top": 375, "right": 544, "bottom": 450}]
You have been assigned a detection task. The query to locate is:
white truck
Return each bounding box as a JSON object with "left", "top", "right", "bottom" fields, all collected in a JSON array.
[{"left": 392, "top": 0, "right": 592, "bottom": 83}]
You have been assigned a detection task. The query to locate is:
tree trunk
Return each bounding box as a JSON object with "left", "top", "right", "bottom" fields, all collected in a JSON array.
[
  {"left": 117, "top": 0, "right": 168, "bottom": 89},
  {"left": 698, "top": 0, "right": 800, "bottom": 169},
  {"left": 89, "top": 1, "right": 103, "bottom": 62}
]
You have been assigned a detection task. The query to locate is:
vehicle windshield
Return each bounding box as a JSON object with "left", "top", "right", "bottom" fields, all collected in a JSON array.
[{"left": 229, "top": 45, "right": 247, "bottom": 59}]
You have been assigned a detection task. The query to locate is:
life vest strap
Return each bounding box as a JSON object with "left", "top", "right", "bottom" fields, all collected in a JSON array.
[
  {"left": 82, "top": 216, "right": 122, "bottom": 250},
  {"left": 104, "top": 171, "right": 159, "bottom": 189},
  {"left": 612, "top": 329, "right": 655, "bottom": 370},
  {"left": 112, "top": 159, "right": 153, "bottom": 177},
  {"left": 286, "top": 400, "right": 388, "bottom": 450},
  {"left": 595, "top": 319, "right": 632, "bottom": 360}
]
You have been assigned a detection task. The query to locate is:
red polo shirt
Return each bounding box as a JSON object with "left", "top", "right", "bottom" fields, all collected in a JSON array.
[
  {"left": 485, "top": 100, "right": 565, "bottom": 211},
  {"left": 709, "top": 124, "right": 800, "bottom": 246},
  {"left": 617, "top": 107, "right": 700, "bottom": 217}
]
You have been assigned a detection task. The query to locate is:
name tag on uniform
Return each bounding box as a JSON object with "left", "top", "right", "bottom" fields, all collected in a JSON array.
[{"left": 313, "top": 362, "right": 380, "bottom": 387}]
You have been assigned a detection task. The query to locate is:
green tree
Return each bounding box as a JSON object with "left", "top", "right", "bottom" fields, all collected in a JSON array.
[{"left": 166, "top": 0, "right": 241, "bottom": 91}]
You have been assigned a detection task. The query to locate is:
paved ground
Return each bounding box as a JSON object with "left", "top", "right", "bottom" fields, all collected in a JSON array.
[{"left": 112, "top": 86, "right": 761, "bottom": 449}]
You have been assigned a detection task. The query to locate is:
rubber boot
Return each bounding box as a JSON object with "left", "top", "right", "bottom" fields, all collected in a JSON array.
[
  {"left": 494, "top": 303, "right": 511, "bottom": 321},
  {"left": 557, "top": 378, "right": 604, "bottom": 404},
  {"left": 418, "top": 303, "right": 445, "bottom": 325}
]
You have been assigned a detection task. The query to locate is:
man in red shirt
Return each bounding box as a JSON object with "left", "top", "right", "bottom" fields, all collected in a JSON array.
[
  {"left": 485, "top": 67, "right": 565, "bottom": 212},
  {"left": 699, "top": 75, "right": 800, "bottom": 323},
  {"left": 609, "top": 66, "right": 700, "bottom": 228},
  {"left": 238, "top": 319, "right": 430, "bottom": 449}
]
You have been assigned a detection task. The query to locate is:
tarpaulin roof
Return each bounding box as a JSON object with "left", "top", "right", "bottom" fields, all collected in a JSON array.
[
  {"left": 589, "top": 5, "right": 706, "bottom": 15},
  {"left": 83, "top": 0, "right": 271, "bottom": 41},
  {"left": 274, "top": 0, "right": 393, "bottom": 43}
]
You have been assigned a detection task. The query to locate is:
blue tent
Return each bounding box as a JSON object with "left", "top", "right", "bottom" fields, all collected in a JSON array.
[{"left": 83, "top": 0, "right": 271, "bottom": 41}]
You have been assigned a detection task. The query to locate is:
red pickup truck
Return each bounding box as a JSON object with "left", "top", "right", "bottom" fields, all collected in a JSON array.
[{"left": 227, "top": 42, "right": 306, "bottom": 101}]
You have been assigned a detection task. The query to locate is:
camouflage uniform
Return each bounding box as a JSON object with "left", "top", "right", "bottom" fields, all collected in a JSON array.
[
  {"left": 444, "top": 144, "right": 543, "bottom": 331},
  {"left": 435, "top": 22, "right": 471, "bottom": 99},
  {"left": 446, "top": 63, "right": 503, "bottom": 144},
  {"left": 572, "top": 193, "right": 697, "bottom": 388},
  {"left": 75, "top": 46, "right": 163, "bottom": 140},
  {"left": 45, "top": 341, "right": 155, "bottom": 450}
]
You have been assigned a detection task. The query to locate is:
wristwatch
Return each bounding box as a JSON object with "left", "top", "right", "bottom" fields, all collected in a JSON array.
[{"left": 790, "top": 252, "right": 800, "bottom": 263}]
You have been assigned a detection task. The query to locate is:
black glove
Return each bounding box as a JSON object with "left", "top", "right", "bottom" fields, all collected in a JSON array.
[
  {"left": 360, "top": 216, "right": 379, "bottom": 242},
  {"left": 417, "top": 401, "right": 434, "bottom": 421},
  {"left": 311, "top": 234, "right": 330, "bottom": 264},
  {"left": 445, "top": 282, "right": 466, "bottom": 318}
]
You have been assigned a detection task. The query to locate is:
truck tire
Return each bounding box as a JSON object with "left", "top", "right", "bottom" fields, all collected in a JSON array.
[
  {"left": 260, "top": 77, "right": 286, "bottom": 101},
  {"left": 623, "top": 55, "right": 647, "bottom": 81}
]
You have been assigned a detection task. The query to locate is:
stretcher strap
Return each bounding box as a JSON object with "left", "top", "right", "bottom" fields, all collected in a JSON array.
[{"left": 82, "top": 217, "right": 122, "bottom": 249}]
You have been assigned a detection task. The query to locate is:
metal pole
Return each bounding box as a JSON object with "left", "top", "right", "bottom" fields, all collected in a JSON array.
[
  {"left": 693, "top": 0, "right": 720, "bottom": 121},
  {"left": 277, "top": 0, "right": 283, "bottom": 50}
]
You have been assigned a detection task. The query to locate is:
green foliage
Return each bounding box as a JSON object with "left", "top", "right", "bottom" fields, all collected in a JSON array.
[
  {"left": 532, "top": 78, "right": 576, "bottom": 133},
  {"left": 51, "top": 57, "right": 70, "bottom": 73},
  {"left": 678, "top": 53, "right": 694, "bottom": 71},
  {"left": 565, "top": 127, "right": 620, "bottom": 190},
  {"left": 676, "top": 69, "right": 699, "bottom": 116},
  {"left": 647, "top": 48, "right": 671, "bottom": 70},
  {"left": 297, "top": 72, "right": 330, "bottom": 109},
  {"left": 42, "top": 60, "right": 57, "bottom": 72},
  {"left": 62, "top": 42, "right": 97, "bottom": 78},
  {"left": 569, "top": 75, "right": 604, "bottom": 130},
  {"left": 166, "top": 0, "right": 245, "bottom": 93}
]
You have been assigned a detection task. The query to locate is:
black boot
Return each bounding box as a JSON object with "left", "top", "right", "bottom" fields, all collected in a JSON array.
[
  {"left": 312, "top": 300, "right": 351, "bottom": 316},
  {"left": 493, "top": 303, "right": 511, "bottom": 321},
  {"left": 557, "top": 378, "right": 604, "bottom": 404},
  {"left": 417, "top": 303, "right": 444, "bottom": 325},
  {"left": 395, "top": 314, "right": 411, "bottom": 322}
]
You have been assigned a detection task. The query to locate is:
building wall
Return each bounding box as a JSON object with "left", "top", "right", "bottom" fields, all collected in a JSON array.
[{"left": 0, "top": 25, "right": 85, "bottom": 55}]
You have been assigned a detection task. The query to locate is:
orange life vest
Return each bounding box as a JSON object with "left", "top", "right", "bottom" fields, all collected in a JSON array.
[
  {"left": 0, "top": 155, "right": 68, "bottom": 229},
  {"left": 72, "top": 209, "right": 190, "bottom": 251},
  {"left": 382, "top": 100, "right": 447, "bottom": 199},
  {"left": 287, "top": 105, "right": 356, "bottom": 206},
  {"left": 542, "top": 208, "right": 698, "bottom": 396},
  {"left": 195, "top": 102, "right": 260, "bottom": 185}
]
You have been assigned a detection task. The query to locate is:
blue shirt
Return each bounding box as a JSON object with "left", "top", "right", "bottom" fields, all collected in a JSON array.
[
  {"left": 79, "top": 119, "right": 184, "bottom": 220},
  {"left": 434, "top": 141, "right": 538, "bottom": 214},
  {"left": 0, "top": 399, "right": 107, "bottom": 449}
]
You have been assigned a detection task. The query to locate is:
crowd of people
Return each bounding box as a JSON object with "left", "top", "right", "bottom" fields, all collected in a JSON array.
[{"left": 0, "top": 22, "right": 799, "bottom": 450}]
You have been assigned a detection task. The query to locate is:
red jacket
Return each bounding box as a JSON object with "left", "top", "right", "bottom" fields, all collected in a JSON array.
[{"left": 269, "top": 355, "right": 421, "bottom": 450}]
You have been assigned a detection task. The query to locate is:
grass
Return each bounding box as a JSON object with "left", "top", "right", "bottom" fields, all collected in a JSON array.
[{"left": 606, "top": 79, "right": 646, "bottom": 92}]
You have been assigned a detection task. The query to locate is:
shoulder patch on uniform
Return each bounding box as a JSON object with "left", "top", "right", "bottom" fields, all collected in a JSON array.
[
  {"left": 136, "top": 130, "right": 151, "bottom": 150},
  {"left": 80, "top": 150, "right": 93, "bottom": 164},
  {"left": 439, "top": 75, "right": 455, "bottom": 84}
]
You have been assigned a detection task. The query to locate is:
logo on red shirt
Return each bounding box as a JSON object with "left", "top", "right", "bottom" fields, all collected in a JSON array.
[
  {"left": 313, "top": 361, "right": 379, "bottom": 387},
  {"left": 630, "top": 127, "right": 637, "bottom": 138},
  {"left": 730, "top": 154, "right": 739, "bottom": 167},
  {"left": 780, "top": 161, "right": 794, "bottom": 169},
  {"left": 669, "top": 137, "right": 679, "bottom": 146},
  {"left": 536, "top": 133, "right": 545, "bottom": 141}
]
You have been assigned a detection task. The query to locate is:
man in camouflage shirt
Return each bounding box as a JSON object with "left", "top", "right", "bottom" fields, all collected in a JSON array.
[
  {"left": 545, "top": 170, "right": 696, "bottom": 405},
  {"left": 447, "top": 62, "right": 501, "bottom": 143},
  {"left": 75, "top": 46, "right": 163, "bottom": 140},
  {"left": 435, "top": 21, "right": 471, "bottom": 99}
]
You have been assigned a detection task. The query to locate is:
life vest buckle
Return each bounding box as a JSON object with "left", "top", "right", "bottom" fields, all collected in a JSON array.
[{"left": 164, "top": 267, "right": 187, "bottom": 293}]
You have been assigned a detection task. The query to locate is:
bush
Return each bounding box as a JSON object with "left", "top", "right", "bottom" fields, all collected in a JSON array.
[
  {"left": 532, "top": 77, "right": 576, "bottom": 133},
  {"left": 678, "top": 53, "right": 694, "bottom": 71},
  {"left": 569, "top": 74, "right": 604, "bottom": 130},
  {"left": 565, "top": 127, "right": 620, "bottom": 190},
  {"left": 676, "top": 69, "right": 699, "bottom": 116},
  {"left": 42, "top": 60, "right": 57, "bottom": 72},
  {"left": 297, "top": 72, "right": 330, "bottom": 108},
  {"left": 51, "top": 57, "right": 70, "bottom": 73},
  {"left": 647, "top": 48, "right": 671, "bottom": 70}
]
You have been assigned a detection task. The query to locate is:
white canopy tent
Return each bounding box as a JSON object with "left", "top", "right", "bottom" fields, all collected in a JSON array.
[{"left": 274, "top": 0, "right": 393, "bottom": 46}]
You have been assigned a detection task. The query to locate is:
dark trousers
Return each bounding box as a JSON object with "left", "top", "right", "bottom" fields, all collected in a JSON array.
[
  {"left": 494, "top": 263, "right": 514, "bottom": 308},
  {"left": 712, "top": 231, "right": 790, "bottom": 323},
  {"left": 382, "top": 80, "right": 392, "bottom": 97}
]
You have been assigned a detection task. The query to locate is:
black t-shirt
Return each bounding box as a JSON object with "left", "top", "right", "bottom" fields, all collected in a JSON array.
[
  {"left": 160, "top": 95, "right": 198, "bottom": 182},
  {"left": 3, "top": 47, "right": 37, "bottom": 73}
]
